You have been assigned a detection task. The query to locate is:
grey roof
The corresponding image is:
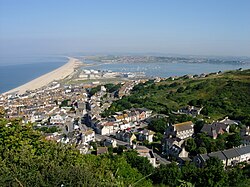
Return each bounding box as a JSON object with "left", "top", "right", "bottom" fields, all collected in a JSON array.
[
  {"left": 235, "top": 145, "right": 250, "bottom": 155},
  {"left": 164, "top": 137, "right": 182, "bottom": 144},
  {"left": 201, "top": 125, "right": 215, "bottom": 136},
  {"left": 208, "top": 151, "right": 227, "bottom": 160},
  {"left": 200, "top": 153, "right": 210, "bottom": 161},
  {"left": 222, "top": 148, "right": 240, "bottom": 159},
  {"left": 201, "top": 122, "right": 229, "bottom": 136},
  {"left": 220, "top": 118, "right": 240, "bottom": 125}
]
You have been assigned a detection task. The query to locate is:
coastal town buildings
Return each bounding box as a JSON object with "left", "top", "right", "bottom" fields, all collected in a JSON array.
[
  {"left": 162, "top": 121, "right": 194, "bottom": 158},
  {"left": 194, "top": 145, "right": 250, "bottom": 167}
]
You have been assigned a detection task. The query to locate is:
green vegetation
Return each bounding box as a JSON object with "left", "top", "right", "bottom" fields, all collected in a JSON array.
[
  {"left": 1, "top": 118, "right": 250, "bottom": 186},
  {"left": 89, "top": 83, "right": 122, "bottom": 97},
  {"left": 59, "top": 99, "right": 71, "bottom": 108},
  {"left": 123, "top": 150, "right": 154, "bottom": 176},
  {"left": 105, "top": 83, "right": 122, "bottom": 93},
  {"left": 0, "top": 119, "right": 151, "bottom": 186},
  {"left": 89, "top": 85, "right": 101, "bottom": 96},
  {"left": 104, "top": 69, "right": 250, "bottom": 124},
  {"left": 148, "top": 118, "right": 167, "bottom": 133},
  {"left": 36, "top": 126, "right": 60, "bottom": 133},
  {"left": 151, "top": 157, "right": 250, "bottom": 187}
]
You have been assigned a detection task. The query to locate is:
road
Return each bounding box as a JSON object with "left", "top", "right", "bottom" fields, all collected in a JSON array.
[
  {"left": 154, "top": 152, "right": 171, "bottom": 165},
  {"left": 95, "top": 134, "right": 128, "bottom": 146}
]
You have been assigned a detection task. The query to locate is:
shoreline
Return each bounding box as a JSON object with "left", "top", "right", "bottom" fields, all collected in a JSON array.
[{"left": 3, "top": 57, "right": 82, "bottom": 95}]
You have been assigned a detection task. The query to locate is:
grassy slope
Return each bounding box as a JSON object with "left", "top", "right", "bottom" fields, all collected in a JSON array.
[{"left": 106, "top": 69, "right": 250, "bottom": 124}]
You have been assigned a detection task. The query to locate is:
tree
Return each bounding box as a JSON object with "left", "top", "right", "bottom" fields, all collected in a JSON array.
[
  {"left": 177, "top": 87, "right": 185, "bottom": 93},
  {"left": 185, "top": 139, "right": 197, "bottom": 153},
  {"left": 198, "top": 157, "right": 228, "bottom": 187},
  {"left": 181, "top": 162, "right": 199, "bottom": 186},
  {"left": 226, "top": 132, "right": 241, "bottom": 148},
  {"left": 151, "top": 163, "right": 182, "bottom": 186},
  {"left": 0, "top": 119, "right": 153, "bottom": 186},
  {"left": 153, "top": 132, "right": 163, "bottom": 142},
  {"left": 228, "top": 166, "right": 246, "bottom": 187},
  {"left": 197, "top": 147, "right": 207, "bottom": 154},
  {"left": 123, "top": 151, "right": 154, "bottom": 176},
  {"left": 149, "top": 118, "right": 167, "bottom": 133},
  {"left": 194, "top": 120, "right": 205, "bottom": 134}
]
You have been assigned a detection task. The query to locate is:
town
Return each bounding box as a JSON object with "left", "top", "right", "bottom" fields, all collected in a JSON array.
[{"left": 1, "top": 69, "right": 250, "bottom": 170}]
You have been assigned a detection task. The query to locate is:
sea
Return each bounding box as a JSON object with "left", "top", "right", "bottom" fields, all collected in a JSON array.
[
  {"left": 1, "top": 55, "right": 250, "bottom": 94},
  {"left": 0, "top": 56, "right": 66, "bottom": 94}
]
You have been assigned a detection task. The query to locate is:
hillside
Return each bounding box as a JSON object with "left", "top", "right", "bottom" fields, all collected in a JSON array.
[{"left": 103, "top": 69, "right": 250, "bottom": 124}]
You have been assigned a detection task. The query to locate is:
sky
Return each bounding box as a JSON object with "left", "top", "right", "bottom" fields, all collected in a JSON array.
[{"left": 0, "top": 0, "right": 250, "bottom": 57}]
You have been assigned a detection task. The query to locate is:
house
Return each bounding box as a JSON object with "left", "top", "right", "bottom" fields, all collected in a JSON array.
[
  {"left": 50, "top": 114, "right": 65, "bottom": 124},
  {"left": 201, "top": 122, "right": 229, "bottom": 139},
  {"left": 240, "top": 125, "right": 250, "bottom": 146},
  {"left": 241, "top": 126, "right": 250, "bottom": 136},
  {"left": 82, "top": 130, "right": 95, "bottom": 144},
  {"left": 137, "top": 108, "right": 153, "bottom": 118},
  {"left": 103, "top": 138, "right": 117, "bottom": 148},
  {"left": 120, "top": 120, "right": 131, "bottom": 130},
  {"left": 96, "top": 147, "right": 108, "bottom": 155},
  {"left": 162, "top": 121, "right": 194, "bottom": 159},
  {"left": 116, "top": 130, "right": 137, "bottom": 145},
  {"left": 193, "top": 153, "right": 210, "bottom": 168},
  {"left": 220, "top": 117, "right": 240, "bottom": 126},
  {"left": 242, "top": 136, "right": 250, "bottom": 146},
  {"left": 166, "top": 121, "right": 194, "bottom": 140},
  {"left": 177, "top": 106, "right": 203, "bottom": 116},
  {"left": 235, "top": 145, "right": 250, "bottom": 163},
  {"left": 135, "top": 145, "right": 157, "bottom": 167},
  {"left": 162, "top": 137, "right": 188, "bottom": 158},
  {"left": 95, "top": 122, "right": 115, "bottom": 135},
  {"left": 223, "top": 148, "right": 241, "bottom": 166},
  {"left": 208, "top": 151, "right": 227, "bottom": 166},
  {"left": 30, "top": 112, "right": 45, "bottom": 123},
  {"left": 194, "top": 145, "right": 250, "bottom": 167},
  {"left": 194, "top": 151, "right": 227, "bottom": 168},
  {"left": 137, "top": 129, "right": 155, "bottom": 143}
]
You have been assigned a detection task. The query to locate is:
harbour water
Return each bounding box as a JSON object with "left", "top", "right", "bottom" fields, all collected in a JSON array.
[
  {"left": 1, "top": 55, "right": 250, "bottom": 94},
  {"left": 83, "top": 60, "right": 250, "bottom": 78}
]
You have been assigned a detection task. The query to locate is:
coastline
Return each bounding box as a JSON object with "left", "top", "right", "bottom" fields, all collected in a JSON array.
[{"left": 3, "top": 57, "right": 82, "bottom": 95}]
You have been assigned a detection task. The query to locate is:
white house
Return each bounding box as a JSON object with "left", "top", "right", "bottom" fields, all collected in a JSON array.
[
  {"left": 236, "top": 146, "right": 250, "bottom": 162},
  {"left": 120, "top": 121, "right": 131, "bottom": 130},
  {"left": 50, "top": 114, "right": 65, "bottom": 124},
  {"left": 194, "top": 145, "right": 250, "bottom": 167},
  {"left": 96, "top": 122, "right": 115, "bottom": 135},
  {"left": 82, "top": 130, "right": 95, "bottom": 144},
  {"left": 138, "top": 129, "right": 155, "bottom": 143},
  {"left": 166, "top": 121, "right": 194, "bottom": 140}
]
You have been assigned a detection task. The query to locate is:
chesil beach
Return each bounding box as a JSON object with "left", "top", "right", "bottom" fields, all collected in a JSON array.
[{"left": 3, "top": 57, "right": 82, "bottom": 95}]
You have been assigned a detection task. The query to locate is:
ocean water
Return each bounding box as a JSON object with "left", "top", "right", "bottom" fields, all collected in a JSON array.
[
  {"left": 83, "top": 60, "right": 250, "bottom": 78},
  {"left": 0, "top": 56, "right": 66, "bottom": 93}
]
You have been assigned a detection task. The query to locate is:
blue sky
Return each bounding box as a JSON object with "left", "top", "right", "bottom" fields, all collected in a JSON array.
[{"left": 0, "top": 0, "right": 250, "bottom": 57}]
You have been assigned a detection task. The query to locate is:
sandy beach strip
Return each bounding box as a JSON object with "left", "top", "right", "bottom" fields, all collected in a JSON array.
[{"left": 4, "top": 57, "right": 82, "bottom": 95}]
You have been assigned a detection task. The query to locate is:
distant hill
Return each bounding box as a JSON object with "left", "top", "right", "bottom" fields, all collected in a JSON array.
[{"left": 103, "top": 69, "right": 250, "bottom": 125}]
